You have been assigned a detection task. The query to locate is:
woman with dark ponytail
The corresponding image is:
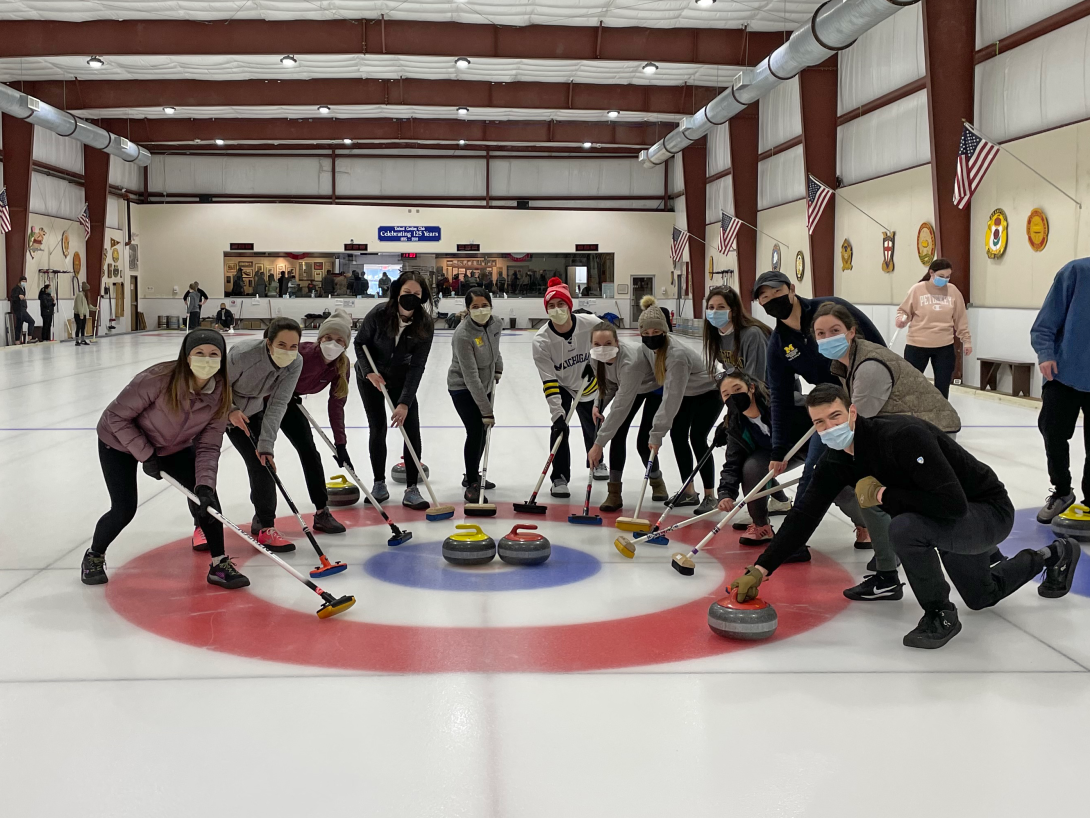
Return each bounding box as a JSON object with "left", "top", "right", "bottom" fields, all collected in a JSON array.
[{"left": 702, "top": 286, "right": 772, "bottom": 379}]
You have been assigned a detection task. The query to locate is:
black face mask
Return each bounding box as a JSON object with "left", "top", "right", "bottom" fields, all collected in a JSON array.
[
  {"left": 762, "top": 293, "right": 794, "bottom": 321},
  {"left": 398, "top": 293, "right": 421, "bottom": 312},
  {"left": 642, "top": 334, "right": 667, "bottom": 351},
  {"left": 728, "top": 392, "right": 752, "bottom": 414}
]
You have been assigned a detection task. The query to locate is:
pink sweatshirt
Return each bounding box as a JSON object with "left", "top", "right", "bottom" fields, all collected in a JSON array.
[{"left": 896, "top": 280, "right": 971, "bottom": 349}]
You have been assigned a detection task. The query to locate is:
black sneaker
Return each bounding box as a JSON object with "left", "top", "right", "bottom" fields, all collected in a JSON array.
[
  {"left": 464, "top": 480, "right": 481, "bottom": 504},
  {"left": 313, "top": 507, "right": 346, "bottom": 534},
  {"left": 782, "top": 546, "right": 811, "bottom": 564},
  {"left": 81, "top": 549, "right": 108, "bottom": 585},
  {"left": 462, "top": 474, "right": 495, "bottom": 490},
  {"left": 207, "top": 555, "right": 250, "bottom": 589},
  {"left": 1037, "top": 490, "right": 1075, "bottom": 524},
  {"left": 1039, "top": 537, "right": 1083, "bottom": 598},
  {"left": 843, "top": 572, "right": 904, "bottom": 601},
  {"left": 903, "top": 607, "right": 961, "bottom": 649}
]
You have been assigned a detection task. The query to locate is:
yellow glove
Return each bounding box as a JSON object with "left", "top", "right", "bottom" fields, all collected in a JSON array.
[
  {"left": 855, "top": 476, "right": 884, "bottom": 508},
  {"left": 729, "top": 566, "right": 764, "bottom": 603}
]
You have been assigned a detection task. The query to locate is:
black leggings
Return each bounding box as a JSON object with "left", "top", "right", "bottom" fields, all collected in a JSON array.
[
  {"left": 226, "top": 410, "right": 278, "bottom": 530},
  {"left": 74, "top": 315, "right": 87, "bottom": 339},
  {"left": 608, "top": 392, "right": 662, "bottom": 481},
  {"left": 669, "top": 390, "right": 721, "bottom": 492},
  {"left": 187, "top": 311, "right": 201, "bottom": 331},
  {"left": 92, "top": 440, "right": 225, "bottom": 558},
  {"left": 41, "top": 313, "right": 53, "bottom": 342},
  {"left": 358, "top": 374, "right": 422, "bottom": 485},
  {"left": 903, "top": 343, "right": 956, "bottom": 400},
  {"left": 551, "top": 388, "right": 598, "bottom": 483},
  {"left": 451, "top": 389, "right": 492, "bottom": 482}
]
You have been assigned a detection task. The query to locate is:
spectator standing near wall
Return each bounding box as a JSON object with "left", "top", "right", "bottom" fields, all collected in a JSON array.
[
  {"left": 895, "top": 258, "right": 972, "bottom": 400},
  {"left": 39, "top": 281, "right": 55, "bottom": 342},
  {"left": 73, "top": 281, "right": 97, "bottom": 346},
  {"left": 9, "top": 275, "right": 36, "bottom": 344}
]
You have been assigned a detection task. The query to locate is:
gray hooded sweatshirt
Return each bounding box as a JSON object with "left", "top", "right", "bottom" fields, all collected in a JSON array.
[
  {"left": 447, "top": 314, "right": 504, "bottom": 415},
  {"left": 227, "top": 338, "right": 303, "bottom": 454}
]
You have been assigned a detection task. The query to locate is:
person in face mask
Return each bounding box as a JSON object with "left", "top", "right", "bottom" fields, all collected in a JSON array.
[
  {"left": 714, "top": 369, "right": 811, "bottom": 547},
  {"left": 587, "top": 322, "right": 669, "bottom": 512},
  {"left": 10, "top": 276, "right": 36, "bottom": 344},
  {"left": 214, "top": 303, "right": 235, "bottom": 334},
  {"left": 353, "top": 272, "right": 435, "bottom": 511},
  {"left": 753, "top": 270, "right": 885, "bottom": 558},
  {"left": 82, "top": 329, "right": 248, "bottom": 590},
  {"left": 38, "top": 281, "right": 55, "bottom": 342},
  {"left": 531, "top": 276, "right": 603, "bottom": 496},
  {"left": 728, "top": 384, "right": 1082, "bottom": 650},
  {"left": 448, "top": 288, "right": 504, "bottom": 502},
  {"left": 702, "top": 286, "right": 772, "bottom": 380},
  {"left": 223, "top": 317, "right": 305, "bottom": 551},
  {"left": 896, "top": 258, "right": 972, "bottom": 400},
  {"left": 813, "top": 301, "right": 961, "bottom": 602}
]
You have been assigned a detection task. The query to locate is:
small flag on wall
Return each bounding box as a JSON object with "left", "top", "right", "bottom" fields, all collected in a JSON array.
[
  {"left": 718, "top": 211, "right": 742, "bottom": 255},
  {"left": 78, "top": 203, "right": 91, "bottom": 239},
  {"left": 0, "top": 187, "right": 11, "bottom": 234},
  {"left": 953, "top": 124, "right": 1000, "bottom": 210},
  {"left": 806, "top": 174, "right": 834, "bottom": 235},
  {"left": 670, "top": 226, "right": 687, "bottom": 265}
]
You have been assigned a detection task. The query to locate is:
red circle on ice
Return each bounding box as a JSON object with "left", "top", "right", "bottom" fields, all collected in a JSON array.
[{"left": 106, "top": 504, "right": 852, "bottom": 672}]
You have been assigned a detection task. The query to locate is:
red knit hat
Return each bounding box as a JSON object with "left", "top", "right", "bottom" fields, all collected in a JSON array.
[{"left": 543, "top": 277, "right": 573, "bottom": 311}]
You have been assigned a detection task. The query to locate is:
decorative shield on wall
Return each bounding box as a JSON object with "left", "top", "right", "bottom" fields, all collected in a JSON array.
[
  {"left": 916, "top": 222, "right": 935, "bottom": 266},
  {"left": 840, "top": 238, "right": 853, "bottom": 271},
  {"left": 1027, "top": 208, "right": 1048, "bottom": 252},
  {"left": 62, "top": 230, "right": 71, "bottom": 259},
  {"left": 771, "top": 244, "right": 781, "bottom": 272},
  {"left": 73, "top": 251, "right": 82, "bottom": 274},
  {"left": 986, "top": 209, "right": 1008, "bottom": 259},
  {"left": 794, "top": 251, "right": 806, "bottom": 283},
  {"left": 881, "top": 231, "right": 896, "bottom": 273}
]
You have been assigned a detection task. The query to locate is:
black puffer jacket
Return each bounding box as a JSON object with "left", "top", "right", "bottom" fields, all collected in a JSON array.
[
  {"left": 717, "top": 391, "right": 812, "bottom": 501},
  {"left": 353, "top": 302, "right": 434, "bottom": 407}
]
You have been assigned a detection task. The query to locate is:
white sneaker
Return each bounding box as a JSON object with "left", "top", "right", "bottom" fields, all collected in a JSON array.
[
  {"left": 768, "top": 497, "right": 792, "bottom": 516},
  {"left": 592, "top": 462, "right": 608, "bottom": 481},
  {"left": 550, "top": 478, "right": 570, "bottom": 498}
]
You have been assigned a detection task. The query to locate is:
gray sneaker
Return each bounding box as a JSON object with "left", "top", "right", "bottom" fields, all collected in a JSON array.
[
  {"left": 550, "top": 478, "right": 570, "bottom": 498},
  {"left": 694, "top": 496, "right": 718, "bottom": 515},
  {"left": 402, "top": 485, "right": 429, "bottom": 511},
  {"left": 367, "top": 480, "right": 390, "bottom": 504},
  {"left": 592, "top": 462, "right": 609, "bottom": 481},
  {"left": 1037, "top": 490, "right": 1075, "bottom": 524}
]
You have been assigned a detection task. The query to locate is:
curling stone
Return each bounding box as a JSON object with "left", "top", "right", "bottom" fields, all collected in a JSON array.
[
  {"left": 391, "top": 459, "right": 430, "bottom": 484},
  {"left": 442, "top": 523, "right": 496, "bottom": 566},
  {"left": 707, "top": 593, "right": 778, "bottom": 641},
  {"left": 325, "top": 474, "right": 360, "bottom": 507},
  {"left": 498, "top": 524, "right": 551, "bottom": 566},
  {"left": 1052, "top": 504, "right": 1090, "bottom": 544}
]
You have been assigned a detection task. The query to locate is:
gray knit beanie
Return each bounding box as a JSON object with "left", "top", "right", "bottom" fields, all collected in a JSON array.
[
  {"left": 318, "top": 308, "right": 352, "bottom": 346},
  {"left": 638, "top": 296, "right": 670, "bottom": 334}
]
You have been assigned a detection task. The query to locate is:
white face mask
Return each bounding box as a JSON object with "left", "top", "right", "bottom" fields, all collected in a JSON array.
[
  {"left": 548, "top": 305, "right": 570, "bottom": 324},
  {"left": 590, "top": 345, "right": 619, "bottom": 362},
  {"left": 470, "top": 306, "right": 492, "bottom": 324},
  {"left": 189, "top": 356, "right": 221, "bottom": 379},
  {"left": 270, "top": 347, "right": 298, "bottom": 368},
  {"left": 320, "top": 340, "right": 345, "bottom": 362}
]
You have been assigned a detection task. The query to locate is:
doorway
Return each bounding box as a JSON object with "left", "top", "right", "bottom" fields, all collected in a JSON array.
[
  {"left": 130, "top": 276, "right": 139, "bottom": 331},
  {"left": 630, "top": 276, "right": 655, "bottom": 325}
]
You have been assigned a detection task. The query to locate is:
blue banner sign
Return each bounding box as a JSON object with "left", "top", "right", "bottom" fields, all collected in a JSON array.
[{"left": 378, "top": 225, "right": 441, "bottom": 242}]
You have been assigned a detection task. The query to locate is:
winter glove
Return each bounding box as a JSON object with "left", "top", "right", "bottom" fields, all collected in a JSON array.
[
  {"left": 494, "top": 371, "right": 502, "bottom": 384},
  {"left": 855, "top": 476, "right": 884, "bottom": 509},
  {"left": 334, "top": 444, "right": 354, "bottom": 471},
  {"left": 551, "top": 416, "right": 568, "bottom": 436},
  {"left": 729, "top": 565, "right": 765, "bottom": 603},
  {"left": 712, "top": 423, "right": 729, "bottom": 448},
  {"left": 482, "top": 414, "right": 496, "bottom": 428},
  {"left": 142, "top": 455, "right": 162, "bottom": 480},
  {"left": 194, "top": 485, "right": 217, "bottom": 517}
]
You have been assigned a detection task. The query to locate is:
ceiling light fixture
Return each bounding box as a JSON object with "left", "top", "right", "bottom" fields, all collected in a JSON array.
[
  {"left": 215, "top": 138, "right": 225, "bottom": 146},
  {"left": 318, "top": 105, "right": 331, "bottom": 114},
  {"left": 459, "top": 139, "right": 466, "bottom": 146},
  {"left": 343, "top": 138, "right": 353, "bottom": 145},
  {"left": 607, "top": 110, "right": 619, "bottom": 119},
  {"left": 641, "top": 61, "right": 658, "bottom": 74},
  {"left": 457, "top": 106, "right": 470, "bottom": 116},
  {"left": 695, "top": 0, "right": 716, "bottom": 6},
  {"left": 162, "top": 106, "right": 177, "bottom": 115},
  {"left": 280, "top": 54, "right": 298, "bottom": 66},
  {"left": 87, "top": 56, "right": 105, "bottom": 68},
  {"left": 455, "top": 57, "right": 471, "bottom": 69},
  {"left": 583, "top": 142, "right": 593, "bottom": 149}
]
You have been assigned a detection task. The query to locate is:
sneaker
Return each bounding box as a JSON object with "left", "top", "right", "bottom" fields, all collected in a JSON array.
[
  {"left": 464, "top": 479, "right": 482, "bottom": 504},
  {"left": 843, "top": 572, "right": 904, "bottom": 601},
  {"left": 694, "top": 496, "right": 718, "bottom": 515},
  {"left": 1039, "top": 537, "right": 1083, "bottom": 598},
  {"left": 191, "top": 526, "right": 209, "bottom": 552},
  {"left": 731, "top": 506, "right": 753, "bottom": 531},
  {"left": 739, "top": 524, "right": 774, "bottom": 546},
  {"left": 649, "top": 476, "right": 669, "bottom": 502},
  {"left": 81, "top": 549, "right": 108, "bottom": 585},
  {"left": 207, "top": 555, "right": 250, "bottom": 589},
  {"left": 550, "top": 478, "right": 570, "bottom": 498},
  {"left": 768, "top": 496, "right": 792, "bottom": 516},
  {"left": 255, "top": 526, "right": 295, "bottom": 552},
  {"left": 462, "top": 474, "right": 495, "bottom": 490},
  {"left": 782, "top": 546, "right": 811, "bottom": 564},
  {"left": 903, "top": 607, "right": 962, "bottom": 649},
  {"left": 367, "top": 481, "right": 390, "bottom": 504},
  {"left": 312, "top": 507, "right": 346, "bottom": 534},
  {"left": 867, "top": 554, "right": 901, "bottom": 571},
  {"left": 1037, "top": 490, "right": 1076, "bottom": 524},
  {"left": 854, "top": 525, "right": 873, "bottom": 550},
  {"left": 403, "top": 485, "right": 430, "bottom": 510},
  {"left": 673, "top": 491, "right": 700, "bottom": 508},
  {"left": 592, "top": 462, "right": 609, "bottom": 481}
]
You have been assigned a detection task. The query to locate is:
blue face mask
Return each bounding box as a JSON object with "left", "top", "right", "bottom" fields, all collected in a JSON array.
[
  {"left": 932, "top": 276, "right": 949, "bottom": 287},
  {"left": 819, "top": 421, "right": 855, "bottom": 451},
  {"left": 817, "top": 334, "right": 850, "bottom": 360},
  {"left": 705, "top": 309, "right": 731, "bottom": 328}
]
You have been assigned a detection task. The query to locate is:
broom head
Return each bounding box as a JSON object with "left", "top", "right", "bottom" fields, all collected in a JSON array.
[{"left": 317, "top": 595, "right": 356, "bottom": 619}]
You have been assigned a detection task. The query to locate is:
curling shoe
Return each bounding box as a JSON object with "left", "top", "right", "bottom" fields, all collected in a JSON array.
[
  {"left": 367, "top": 480, "right": 390, "bottom": 504},
  {"left": 207, "top": 555, "right": 250, "bottom": 589},
  {"left": 192, "top": 526, "right": 209, "bottom": 552},
  {"left": 854, "top": 525, "right": 873, "bottom": 550},
  {"left": 843, "top": 571, "right": 904, "bottom": 601},
  {"left": 81, "top": 549, "right": 108, "bottom": 585},
  {"left": 403, "top": 485, "right": 430, "bottom": 511},
  {"left": 462, "top": 473, "right": 495, "bottom": 490},
  {"left": 694, "top": 496, "right": 718, "bottom": 515},
  {"left": 312, "top": 507, "right": 346, "bottom": 534},
  {"left": 550, "top": 478, "right": 570, "bottom": 498},
  {"left": 768, "top": 496, "right": 792, "bottom": 516},
  {"left": 903, "top": 606, "right": 961, "bottom": 649},
  {"left": 251, "top": 519, "right": 295, "bottom": 552},
  {"left": 739, "top": 524, "right": 774, "bottom": 547},
  {"left": 592, "top": 462, "right": 609, "bottom": 481}
]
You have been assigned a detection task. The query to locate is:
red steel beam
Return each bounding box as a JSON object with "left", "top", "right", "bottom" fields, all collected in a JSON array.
[
  {"left": 151, "top": 143, "right": 641, "bottom": 156},
  {"left": 83, "top": 145, "right": 110, "bottom": 301},
  {"left": 681, "top": 136, "right": 708, "bottom": 318},
  {"left": 799, "top": 59, "right": 838, "bottom": 298},
  {"left": 22, "top": 78, "right": 720, "bottom": 118},
  {"left": 1, "top": 113, "right": 34, "bottom": 296},
  {"left": 728, "top": 110, "right": 759, "bottom": 310},
  {"left": 0, "top": 19, "right": 781, "bottom": 65},
  {"left": 756, "top": 133, "right": 803, "bottom": 163},
  {"left": 974, "top": 0, "right": 1090, "bottom": 63}
]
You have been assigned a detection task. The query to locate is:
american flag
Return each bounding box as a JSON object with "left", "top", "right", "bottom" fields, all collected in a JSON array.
[
  {"left": 718, "top": 211, "right": 742, "bottom": 255},
  {"left": 670, "top": 226, "right": 687, "bottom": 265},
  {"left": 0, "top": 187, "right": 11, "bottom": 234},
  {"left": 953, "top": 124, "right": 1000, "bottom": 210},
  {"left": 78, "top": 203, "right": 91, "bottom": 239},
  {"left": 806, "top": 174, "right": 834, "bottom": 235}
]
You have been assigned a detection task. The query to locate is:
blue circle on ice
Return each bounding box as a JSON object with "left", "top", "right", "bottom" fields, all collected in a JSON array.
[
  {"left": 999, "top": 508, "right": 1090, "bottom": 598},
  {"left": 363, "top": 541, "right": 601, "bottom": 592}
]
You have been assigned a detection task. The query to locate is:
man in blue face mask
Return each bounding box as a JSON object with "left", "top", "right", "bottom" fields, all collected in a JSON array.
[{"left": 727, "top": 383, "right": 1081, "bottom": 650}]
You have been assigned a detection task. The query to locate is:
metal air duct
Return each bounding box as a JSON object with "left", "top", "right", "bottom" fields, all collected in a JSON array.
[{"left": 639, "top": 0, "right": 920, "bottom": 167}]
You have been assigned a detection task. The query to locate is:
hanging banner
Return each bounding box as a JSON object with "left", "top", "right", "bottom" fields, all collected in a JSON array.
[{"left": 379, "top": 225, "right": 441, "bottom": 242}]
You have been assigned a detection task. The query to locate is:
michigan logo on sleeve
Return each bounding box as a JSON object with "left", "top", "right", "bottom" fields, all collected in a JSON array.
[{"left": 784, "top": 344, "right": 801, "bottom": 361}]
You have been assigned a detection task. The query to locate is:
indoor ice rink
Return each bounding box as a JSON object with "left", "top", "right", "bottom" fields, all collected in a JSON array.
[{"left": 2, "top": 2, "right": 1090, "bottom": 817}]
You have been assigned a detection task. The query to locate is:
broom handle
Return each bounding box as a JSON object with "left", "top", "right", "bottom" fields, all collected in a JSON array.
[
  {"left": 651, "top": 441, "right": 717, "bottom": 530},
  {"left": 632, "top": 456, "right": 654, "bottom": 519},
  {"left": 687, "top": 427, "right": 815, "bottom": 557},
  {"left": 479, "top": 387, "right": 497, "bottom": 491},
  {"left": 526, "top": 378, "right": 587, "bottom": 500},
  {"left": 361, "top": 345, "right": 441, "bottom": 506}
]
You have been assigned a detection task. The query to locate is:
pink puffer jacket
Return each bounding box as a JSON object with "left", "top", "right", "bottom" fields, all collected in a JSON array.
[{"left": 97, "top": 363, "right": 227, "bottom": 489}]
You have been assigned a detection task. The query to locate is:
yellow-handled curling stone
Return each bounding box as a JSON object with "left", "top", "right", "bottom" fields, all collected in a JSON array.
[
  {"left": 443, "top": 523, "right": 497, "bottom": 566},
  {"left": 325, "top": 474, "right": 360, "bottom": 507}
]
